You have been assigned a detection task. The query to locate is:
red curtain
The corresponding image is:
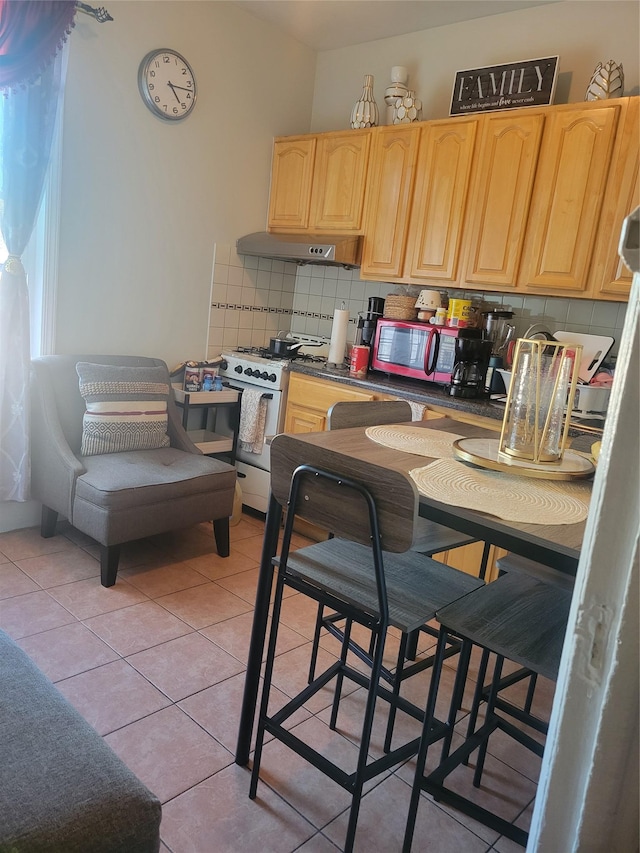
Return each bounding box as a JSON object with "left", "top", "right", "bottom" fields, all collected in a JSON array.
[{"left": 0, "top": 0, "right": 76, "bottom": 90}]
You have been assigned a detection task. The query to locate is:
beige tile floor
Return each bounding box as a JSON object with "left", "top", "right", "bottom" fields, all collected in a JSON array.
[{"left": 0, "top": 514, "right": 551, "bottom": 852}]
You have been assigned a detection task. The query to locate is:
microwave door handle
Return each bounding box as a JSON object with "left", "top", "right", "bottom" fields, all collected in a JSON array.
[{"left": 424, "top": 328, "right": 439, "bottom": 376}]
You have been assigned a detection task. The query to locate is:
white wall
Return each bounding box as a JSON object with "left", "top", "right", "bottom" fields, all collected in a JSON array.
[
  {"left": 55, "top": 1, "right": 316, "bottom": 369},
  {"left": 311, "top": 1, "right": 639, "bottom": 131}
]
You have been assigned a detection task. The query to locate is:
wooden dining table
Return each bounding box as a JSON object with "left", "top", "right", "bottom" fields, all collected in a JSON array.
[{"left": 234, "top": 417, "right": 588, "bottom": 765}]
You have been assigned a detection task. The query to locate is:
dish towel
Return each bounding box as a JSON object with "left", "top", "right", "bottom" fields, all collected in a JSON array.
[
  {"left": 238, "top": 389, "right": 268, "bottom": 454},
  {"left": 408, "top": 400, "right": 427, "bottom": 421}
]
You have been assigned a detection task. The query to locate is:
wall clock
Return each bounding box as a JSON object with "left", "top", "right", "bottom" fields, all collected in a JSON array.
[{"left": 138, "top": 48, "right": 197, "bottom": 121}]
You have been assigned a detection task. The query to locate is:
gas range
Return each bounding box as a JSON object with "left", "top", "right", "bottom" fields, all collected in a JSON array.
[
  {"left": 219, "top": 340, "right": 328, "bottom": 392},
  {"left": 219, "top": 351, "right": 289, "bottom": 391}
]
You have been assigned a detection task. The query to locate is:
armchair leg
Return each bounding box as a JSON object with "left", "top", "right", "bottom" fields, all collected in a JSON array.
[
  {"left": 41, "top": 506, "right": 59, "bottom": 538},
  {"left": 100, "top": 545, "right": 120, "bottom": 587},
  {"left": 213, "top": 518, "right": 230, "bottom": 557}
]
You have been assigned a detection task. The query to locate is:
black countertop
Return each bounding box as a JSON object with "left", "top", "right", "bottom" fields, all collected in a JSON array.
[
  {"left": 288, "top": 360, "right": 604, "bottom": 447},
  {"left": 289, "top": 360, "right": 509, "bottom": 423}
]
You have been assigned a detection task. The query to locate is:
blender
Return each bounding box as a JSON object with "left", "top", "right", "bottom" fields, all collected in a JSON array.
[{"left": 481, "top": 310, "right": 516, "bottom": 394}]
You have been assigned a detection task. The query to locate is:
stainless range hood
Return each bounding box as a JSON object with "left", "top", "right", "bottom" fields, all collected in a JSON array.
[{"left": 236, "top": 232, "right": 361, "bottom": 268}]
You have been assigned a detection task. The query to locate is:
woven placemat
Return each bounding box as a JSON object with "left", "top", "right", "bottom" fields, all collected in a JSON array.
[
  {"left": 365, "top": 425, "right": 465, "bottom": 458},
  {"left": 409, "top": 458, "right": 591, "bottom": 525}
]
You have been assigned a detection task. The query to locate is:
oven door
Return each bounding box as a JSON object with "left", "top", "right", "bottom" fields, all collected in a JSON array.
[{"left": 218, "top": 379, "right": 283, "bottom": 472}]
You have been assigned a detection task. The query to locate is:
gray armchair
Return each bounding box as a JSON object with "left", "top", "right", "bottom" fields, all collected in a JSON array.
[{"left": 30, "top": 355, "right": 236, "bottom": 587}]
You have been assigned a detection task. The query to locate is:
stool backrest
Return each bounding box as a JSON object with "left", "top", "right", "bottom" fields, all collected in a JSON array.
[
  {"left": 327, "top": 400, "right": 412, "bottom": 431},
  {"left": 270, "top": 432, "right": 417, "bottom": 553}
]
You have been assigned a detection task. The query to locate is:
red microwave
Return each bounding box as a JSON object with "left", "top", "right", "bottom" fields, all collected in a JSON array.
[{"left": 370, "top": 318, "right": 462, "bottom": 384}]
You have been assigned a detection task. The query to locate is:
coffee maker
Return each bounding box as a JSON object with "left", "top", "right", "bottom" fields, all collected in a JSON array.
[
  {"left": 356, "top": 297, "right": 385, "bottom": 351},
  {"left": 449, "top": 328, "right": 493, "bottom": 398}
]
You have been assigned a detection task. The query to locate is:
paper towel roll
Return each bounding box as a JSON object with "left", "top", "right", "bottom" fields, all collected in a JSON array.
[{"left": 328, "top": 308, "right": 349, "bottom": 365}]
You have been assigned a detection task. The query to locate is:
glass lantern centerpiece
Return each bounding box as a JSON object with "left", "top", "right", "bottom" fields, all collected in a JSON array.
[{"left": 498, "top": 339, "right": 582, "bottom": 465}]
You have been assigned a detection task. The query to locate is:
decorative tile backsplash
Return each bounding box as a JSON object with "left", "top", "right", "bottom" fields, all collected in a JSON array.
[{"left": 207, "top": 243, "right": 627, "bottom": 361}]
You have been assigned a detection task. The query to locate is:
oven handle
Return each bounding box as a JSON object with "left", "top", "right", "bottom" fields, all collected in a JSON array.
[{"left": 225, "top": 382, "right": 273, "bottom": 400}]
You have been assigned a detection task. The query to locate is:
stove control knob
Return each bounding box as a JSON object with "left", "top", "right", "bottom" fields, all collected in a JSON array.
[
  {"left": 234, "top": 365, "right": 243, "bottom": 374},
  {"left": 220, "top": 360, "right": 228, "bottom": 370},
  {"left": 243, "top": 367, "right": 252, "bottom": 376},
  {"left": 268, "top": 373, "right": 277, "bottom": 383},
  {"left": 260, "top": 371, "right": 269, "bottom": 381}
]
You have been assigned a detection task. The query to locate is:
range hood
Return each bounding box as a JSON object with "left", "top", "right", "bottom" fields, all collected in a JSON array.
[{"left": 236, "top": 232, "right": 361, "bottom": 268}]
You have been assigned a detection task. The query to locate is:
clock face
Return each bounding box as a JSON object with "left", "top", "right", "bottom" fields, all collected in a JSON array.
[{"left": 138, "top": 49, "right": 197, "bottom": 121}]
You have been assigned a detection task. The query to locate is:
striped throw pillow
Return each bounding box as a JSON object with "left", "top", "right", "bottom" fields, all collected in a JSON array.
[{"left": 76, "top": 362, "right": 171, "bottom": 456}]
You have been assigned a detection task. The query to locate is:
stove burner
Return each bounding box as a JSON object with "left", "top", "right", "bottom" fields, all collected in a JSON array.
[{"left": 233, "top": 346, "right": 326, "bottom": 364}]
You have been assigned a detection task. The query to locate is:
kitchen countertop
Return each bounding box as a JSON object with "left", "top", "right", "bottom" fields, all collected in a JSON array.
[
  {"left": 289, "top": 360, "right": 511, "bottom": 423},
  {"left": 288, "top": 360, "right": 604, "bottom": 446}
]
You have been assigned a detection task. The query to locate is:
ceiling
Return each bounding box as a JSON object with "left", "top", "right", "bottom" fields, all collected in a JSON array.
[{"left": 232, "top": 0, "right": 559, "bottom": 52}]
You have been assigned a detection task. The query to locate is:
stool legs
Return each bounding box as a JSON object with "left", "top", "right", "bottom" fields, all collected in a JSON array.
[{"left": 402, "top": 629, "right": 449, "bottom": 853}]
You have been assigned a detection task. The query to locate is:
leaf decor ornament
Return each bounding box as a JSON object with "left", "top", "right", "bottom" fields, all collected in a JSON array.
[{"left": 585, "top": 60, "right": 624, "bottom": 100}]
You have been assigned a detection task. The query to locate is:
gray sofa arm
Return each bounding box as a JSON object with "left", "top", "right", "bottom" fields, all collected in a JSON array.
[{"left": 30, "top": 365, "right": 85, "bottom": 521}]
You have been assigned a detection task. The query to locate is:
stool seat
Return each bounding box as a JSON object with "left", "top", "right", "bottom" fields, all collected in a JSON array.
[
  {"left": 283, "top": 538, "right": 482, "bottom": 634},
  {"left": 436, "top": 572, "right": 571, "bottom": 681}
]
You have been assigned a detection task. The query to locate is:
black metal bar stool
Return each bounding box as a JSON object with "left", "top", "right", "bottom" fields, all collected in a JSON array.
[
  {"left": 403, "top": 570, "right": 572, "bottom": 851},
  {"left": 308, "top": 400, "right": 487, "bottom": 751},
  {"left": 460, "top": 552, "right": 576, "bottom": 744},
  {"left": 250, "top": 433, "right": 484, "bottom": 853}
]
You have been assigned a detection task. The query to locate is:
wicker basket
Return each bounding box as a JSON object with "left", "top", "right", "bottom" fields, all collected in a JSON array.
[{"left": 383, "top": 294, "right": 418, "bottom": 321}]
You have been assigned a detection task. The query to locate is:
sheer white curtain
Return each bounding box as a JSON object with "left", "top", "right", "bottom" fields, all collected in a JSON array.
[{"left": 0, "top": 0, "right": 74, "bottom": 501}]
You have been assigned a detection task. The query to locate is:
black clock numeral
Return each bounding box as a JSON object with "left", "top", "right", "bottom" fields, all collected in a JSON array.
[
  {"left": 154, "top": 95, "right": 161, "bottom": 103},
  {"left": 148, "top": 83, "right": 154, "bottom": 91},
  {"left": 162, "top": 55, "right": 170, "bottom": 63}
]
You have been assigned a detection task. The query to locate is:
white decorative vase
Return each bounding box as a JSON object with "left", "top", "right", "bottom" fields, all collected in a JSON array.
[
  {"left": 585, "top": 60, "right": 624, "bottom": 100},
  {"left": 393, "top": 90, "right": 423, "bottom": 124},
  {"left": 350, "top": 74, "right": 379, "bottom": 129},
  {"left": 384, "top": 66, "right": 408, "bottom": 124}
]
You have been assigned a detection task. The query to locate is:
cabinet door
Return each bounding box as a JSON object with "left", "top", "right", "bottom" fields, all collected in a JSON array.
[
  {"left": 284, "top": 404, "right": 326, "bottom": 434},
  {"left": 519, "top": 104, "right": 621, "bottom": 294},
  {"left": 284, "top": 373, "right": 376, "bottom": 435},
  {"left": 310, "top": 130, "right": 371, "bottom": 232},
  {"left": 406, "top": 118, "right": 478, "bottom": 282},
  {"left": 462, "top": 112, "right": 545, "bottom": 288},
  {"left": 589, "top": 97, "right": 639, "bottom": 300},
  {"left": 268, "top": 136, "right": 316, "bottom": 231},
  {"left": 360, "top": 125, "right": 422, "bottom": 279}
]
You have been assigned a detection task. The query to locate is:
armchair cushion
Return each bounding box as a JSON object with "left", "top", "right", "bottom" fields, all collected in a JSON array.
[{"left": 76, "top": 362, "right": 171, "bottom": 456}]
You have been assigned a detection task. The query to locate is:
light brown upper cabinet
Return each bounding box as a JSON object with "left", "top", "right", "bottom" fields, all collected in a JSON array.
[
  {"left": 269, "top": 98, "right": 637, "bottom": 301},
  {"left": 461, "top": 111, "right": 545, "bottom": 289},
  {"left": 268, "top": 130, "right": 371, "bottom": 233},
  {"left": 360, "top": 118, "right": 479, "bottom": 283},
  {"left": 588, "top": 97, "right": 639, "bottom": 300},
  {"left": 268, "top": 136, "right": 317, "bottom": 231},
  {"left": 518, "top": 103, "right": 621, "bottom": 294},
  {"left": 406, "top": 119, "right": 479, "bottom": 283},
  {"left": 360, "top": 125, "right": 422, "bottom": 279}
]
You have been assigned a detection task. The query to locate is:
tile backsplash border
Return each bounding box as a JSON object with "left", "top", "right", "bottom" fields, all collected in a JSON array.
[{"left": 207, "top": 243, "right": 627, "bottom": 361}]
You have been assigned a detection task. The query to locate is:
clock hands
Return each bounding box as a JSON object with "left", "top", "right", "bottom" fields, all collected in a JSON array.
[
  {"left": 168, "top": 81, "right": 193, "bottom": 94},
  {"left": 167, "top": 82, "right": 181, "bottom": 103}
]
